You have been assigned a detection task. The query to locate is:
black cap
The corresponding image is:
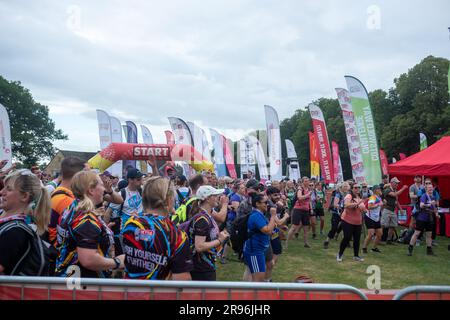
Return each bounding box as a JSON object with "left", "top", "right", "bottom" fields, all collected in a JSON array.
[
  {"left": 246, "top": 179, "right": 260, "bottom": 190},
  {"left": 127, "top": 168, "right": 143, "bottom": 179}
]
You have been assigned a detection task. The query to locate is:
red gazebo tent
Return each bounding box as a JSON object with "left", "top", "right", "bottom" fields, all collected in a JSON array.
[
  {"left": 388, "top": 136, "right": 450, "bottom": 203},
  {"left": 388, "top": 136, "right": 450, "bottom": 235}
]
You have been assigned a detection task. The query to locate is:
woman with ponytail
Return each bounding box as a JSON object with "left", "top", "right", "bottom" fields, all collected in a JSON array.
[
  {"left": 122, "top": 176, "right": 193, "bottom": 280},
  {"left": 0, "top": 169, "right": 51, "bottom": 275},
  {"left": 55, "top": 170, "right": 124, "bottom": 278}
]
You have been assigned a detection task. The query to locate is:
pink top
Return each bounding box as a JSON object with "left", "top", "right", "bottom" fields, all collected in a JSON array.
[
  {"left": 341, "top": 194, "right": 363, "bottom": 225},
  {"left": 294, "top": 187, "right": 311, "bottom": 211}
]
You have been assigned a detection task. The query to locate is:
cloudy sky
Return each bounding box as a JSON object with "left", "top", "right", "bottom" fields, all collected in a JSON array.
[{"left": 0, "top": 0, "right": 449, "bottom": 152}]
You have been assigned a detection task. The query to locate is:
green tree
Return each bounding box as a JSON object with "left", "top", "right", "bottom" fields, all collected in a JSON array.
[{"left": 0, "top": 76, "right": 67, "bottom": 167}]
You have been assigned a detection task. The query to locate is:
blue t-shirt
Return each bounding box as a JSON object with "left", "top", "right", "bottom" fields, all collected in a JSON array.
[
  {"left": 243, "top": 209, "right": 270, "bottom": 256},
  {"left": 228, "top": 193, "right": 242, "bottom": 222}
]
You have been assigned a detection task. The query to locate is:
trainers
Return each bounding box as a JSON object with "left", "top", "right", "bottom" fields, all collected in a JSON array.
[
  {"left": 362, "top": 248, "right": 368, "bottom": 254},
  {"left": 432, "top": 240, "right": 438, "bottom": 247},
  {"left": 353, "top": 256, "right": 364, "bottom": 262},
  {"left": 320, "top": 231, "right": 324, "bottom": 236},
  {"left": 304, "top": 243, "right": 311, "bottom": 248},
  {"left": 415, "top": 240, "right": 421, "bottom": 247},
  {"left": 312, "top": 234, "right": 317, "bottom": 240},
  {"left": 371, "top": 248, "right": 381, "bottom": 253},
  {"left": 336, "top": 254, "right": 343, "bottom": 262},
  {"left": 427, "top": 247, "right": 436, "bottom": 256},
  {"left": 323, "top": 241, "right": 329, "bottom": 249},
  {"left": 386, "top": 240, "right": 395, "bottom": 245},
  {"left": 295, "top": 233, "right": 299, "bottom": 239}
]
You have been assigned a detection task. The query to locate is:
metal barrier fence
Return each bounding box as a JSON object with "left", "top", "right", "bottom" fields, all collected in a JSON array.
[
  {"left": 393, "top": 285, "right": 450, "bottom": 300},
  {"left": 0, "top": 276, "right": 368, "bottom": 300}
]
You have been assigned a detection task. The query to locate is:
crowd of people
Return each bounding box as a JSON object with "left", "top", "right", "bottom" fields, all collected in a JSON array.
[{"left": 0, "top": 157, "right": 444, "bottom": 282}]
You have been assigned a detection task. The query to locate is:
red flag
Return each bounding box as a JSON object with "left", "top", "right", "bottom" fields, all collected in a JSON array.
[
  {"left": 165, "top": 130, "right": 175, "bottom": 145},
  {"left": 380, "top": 149, "right": 389, "bottom": 175},
  {"left": 221, "top": 135, "right": 237, "bottom": 179},
  {"left": 332, "top": 141, "right": 340, "bottom": 183}
]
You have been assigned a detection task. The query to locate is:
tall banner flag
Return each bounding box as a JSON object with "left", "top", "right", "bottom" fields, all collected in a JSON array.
[
  {"left": 309, "top": 104, "right": 334, "bottom": 183},
  {"left": 379, "top": 149, "right": 389, "bottom": 176},
  {"left": 210, "top": 128, "right": 227, "bottom": 177},
  {"left": 399, "top": 153, "right": 407, "bottom": 160},
  {"left": 336, "top": 88, "right": 366, "bottom": 183},
  {"left": 247, "top": 135, "right": 269, "bottom": 181},
  {"left": 187, "top": 122, "right": 204, "bottom": 158},
  {"left": 96, "top": 110, "right": 112, "bottom": 150},
  {"left": 123, "top": 121, "right": 138, "bottom": 171},
  {"left": 109, "top": 116, "right": 123, "bottom": 178},
  {"left": 338, "top": 156, "right": 344, "bottom": 183},
  {"left": 264, "top": 105, "right": 282, "bottom": 180},
  {"left": 165, "top": 130, "right": 175, "bottom": 145},
  {"left": 345, "top": 76, "right": 382, "bottom": 186},
  {"left": 201, "top": 128, "right": 211, "bottom": 161},
  {"left": 122, "top": 125, "right": 128, "bottom": 141},
  {"left": 0, "top": 103, "right": 12, "bottom": 169},
  {"left": 140, "top": 125, "right": 154, "bottom": 144},
  {"left": 332, "top": 141, "right": 342, "bottom": 183},
  {"left": 168, "top": 117, "right": 194, "bottom": 175},
  {"left": 222, "top": 135, "right": 237, "bottom": 179},
  {"left": 168, "top": 117, "right": 193, "bottom": 146},
  {"left": 309, "top": 131, "right": 320, "bottom": 179},
  {"left": 419, "top": 133, "right": 428, "bottom": 150},
  {"left": 239, "top": 139, "right": 248, "bottom": 178},
  {"left": 285, "top": 139, "right": 301, "bottom": 181}
]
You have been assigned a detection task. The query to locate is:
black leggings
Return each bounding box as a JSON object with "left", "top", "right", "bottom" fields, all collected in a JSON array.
[
  {"left": 327, "top": 213, "right": 342, "bottom": 239},
  {"left": 339, "top": 221, "right": 362, "bottom": 257}
]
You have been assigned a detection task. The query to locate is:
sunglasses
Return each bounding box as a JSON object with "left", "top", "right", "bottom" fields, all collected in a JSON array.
[{"left": 353, "top": 186, "right": 361, "bottom": 189}]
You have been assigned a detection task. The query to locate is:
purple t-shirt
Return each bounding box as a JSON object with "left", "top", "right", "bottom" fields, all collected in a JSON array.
[{"left": 417, "top": 193, "right": 436, "bottom": 222}]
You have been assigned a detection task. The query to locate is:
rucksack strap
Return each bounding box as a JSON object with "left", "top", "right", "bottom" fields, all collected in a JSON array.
[
  {"left": 119, "top": 188, "right": 127, "bottom": 214},
  {"left": 51, "top": 189, "right": 72, "bottom": 199}
]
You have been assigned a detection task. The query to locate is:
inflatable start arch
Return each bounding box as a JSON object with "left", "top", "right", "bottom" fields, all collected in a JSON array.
[{"left": 88, "top": 143, "right": 214, "bottom": 173}]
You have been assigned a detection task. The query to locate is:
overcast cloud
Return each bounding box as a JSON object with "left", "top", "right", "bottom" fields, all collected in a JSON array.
[{"left": 0, "top": 0, "right": 449, "bottom": 151}]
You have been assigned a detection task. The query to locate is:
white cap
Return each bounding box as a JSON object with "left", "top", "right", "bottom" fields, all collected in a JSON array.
[
  {"left": 264, "top": 180, "right": 272, "bottom": 187},
  {"left": 196, "top": 185, "right": 225, "bottom": 200}
]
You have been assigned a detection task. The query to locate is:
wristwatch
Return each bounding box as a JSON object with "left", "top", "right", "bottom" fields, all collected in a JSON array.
[{"left": 113, "top": 257, "right": 121, "bottom": 270}]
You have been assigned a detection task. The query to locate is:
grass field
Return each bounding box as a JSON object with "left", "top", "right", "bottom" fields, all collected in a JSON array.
[{"left": 216, "top": 213, "right": 450, "bottom": 289}]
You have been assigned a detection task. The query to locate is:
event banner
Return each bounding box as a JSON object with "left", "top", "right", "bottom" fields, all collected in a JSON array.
[
  {"left": 344, "top": 76, "right": 382, "bottom": 186},
  {"left": 201, "top": 128, "right": 211, "bottom": 162},
  {"left": 419, "top": 133, "right": 428, "bottom": 150},
  {"left": 109, "top": 116, "right": 123, "bottom": 177},
  {"left": 168, "top": 117, "right": 193, "bottom": 146},
  {"left": 239, "top": 136, "right": 256, "bottom": 178},
  {"left": 0, "top": 103, "right": 12, "bottom": 170},
  {"left": 247, "top": 135, "right": 269, "bottom": 181},
  {"left": 187, "top": 121, "right": 204, "bottom": 159},
  {"left": 96, "top": 109, "right": 112, "bottom": 150},
  {"left": 140, "top": 125, "right": 154, "bottom": 144},
  {"left": 332, "top": 141, "right": 343, "bottom": 183},
  {"left": 309, "top": 104, "right": 334, "bottom": 183},
  {"left": 264, "top": 105, "right": 282, "bottom": 180},
  {"left": 209, "top": 128, "right": 227, "bottom": 177},
  {"left": 222, "top": 135, "right": 237, "bottom": 179},
  {"left": 335, "top": 88, "right": 366, "bottom": 184},
  {"left": 124, "top": 121, "right": 138, "bottom": 170},
  {"left": 379, "top": 149, "right": 389, "bottom": 176},
  {"left": 309, "top": 131, "right": 320, "bottom": 179},
  {"left": 285, "top": 139, "right": 301, "bottom": 181},
  {"left": 165, "top": 130, "right": 175, "bottom": 145}
]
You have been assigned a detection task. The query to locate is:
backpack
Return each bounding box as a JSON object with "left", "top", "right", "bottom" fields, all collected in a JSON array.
[
  {"left": 171, "top": 196, "right": 200, "bottom": 226},
  {"left": 230, "top": 211, "right": 253, "bottom": 259},
  {"left": 180, "top": 210, "right": 214, "bottom": 255},
  {"left": 236, "top": 196, "right": 252, "bottom": 218},
  {"left": 176, "top": 189, "right": 191, "bottom": 205},
  {"left": 0, "top": 220, "right": 56, "bottom": 276}
]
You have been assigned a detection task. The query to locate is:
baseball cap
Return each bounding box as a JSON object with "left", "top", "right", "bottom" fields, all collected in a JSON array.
[
  {"left": 127, "top": 168, "right": 143, "bottom": 179},
  {"left": 196, "top": 185, "right": 225, "bottom": 200},
  {"left": 372, "top": 185, "right": 381, "bottom": 191},
  {"left": 101, "top": 170, "right": 112, "bottom": 178},
  {"left": 246, "top": 179, "right": 260, "bottom": 190},
  {"left": 390, "top": 177, "right": 400, "bottom": 184}
]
